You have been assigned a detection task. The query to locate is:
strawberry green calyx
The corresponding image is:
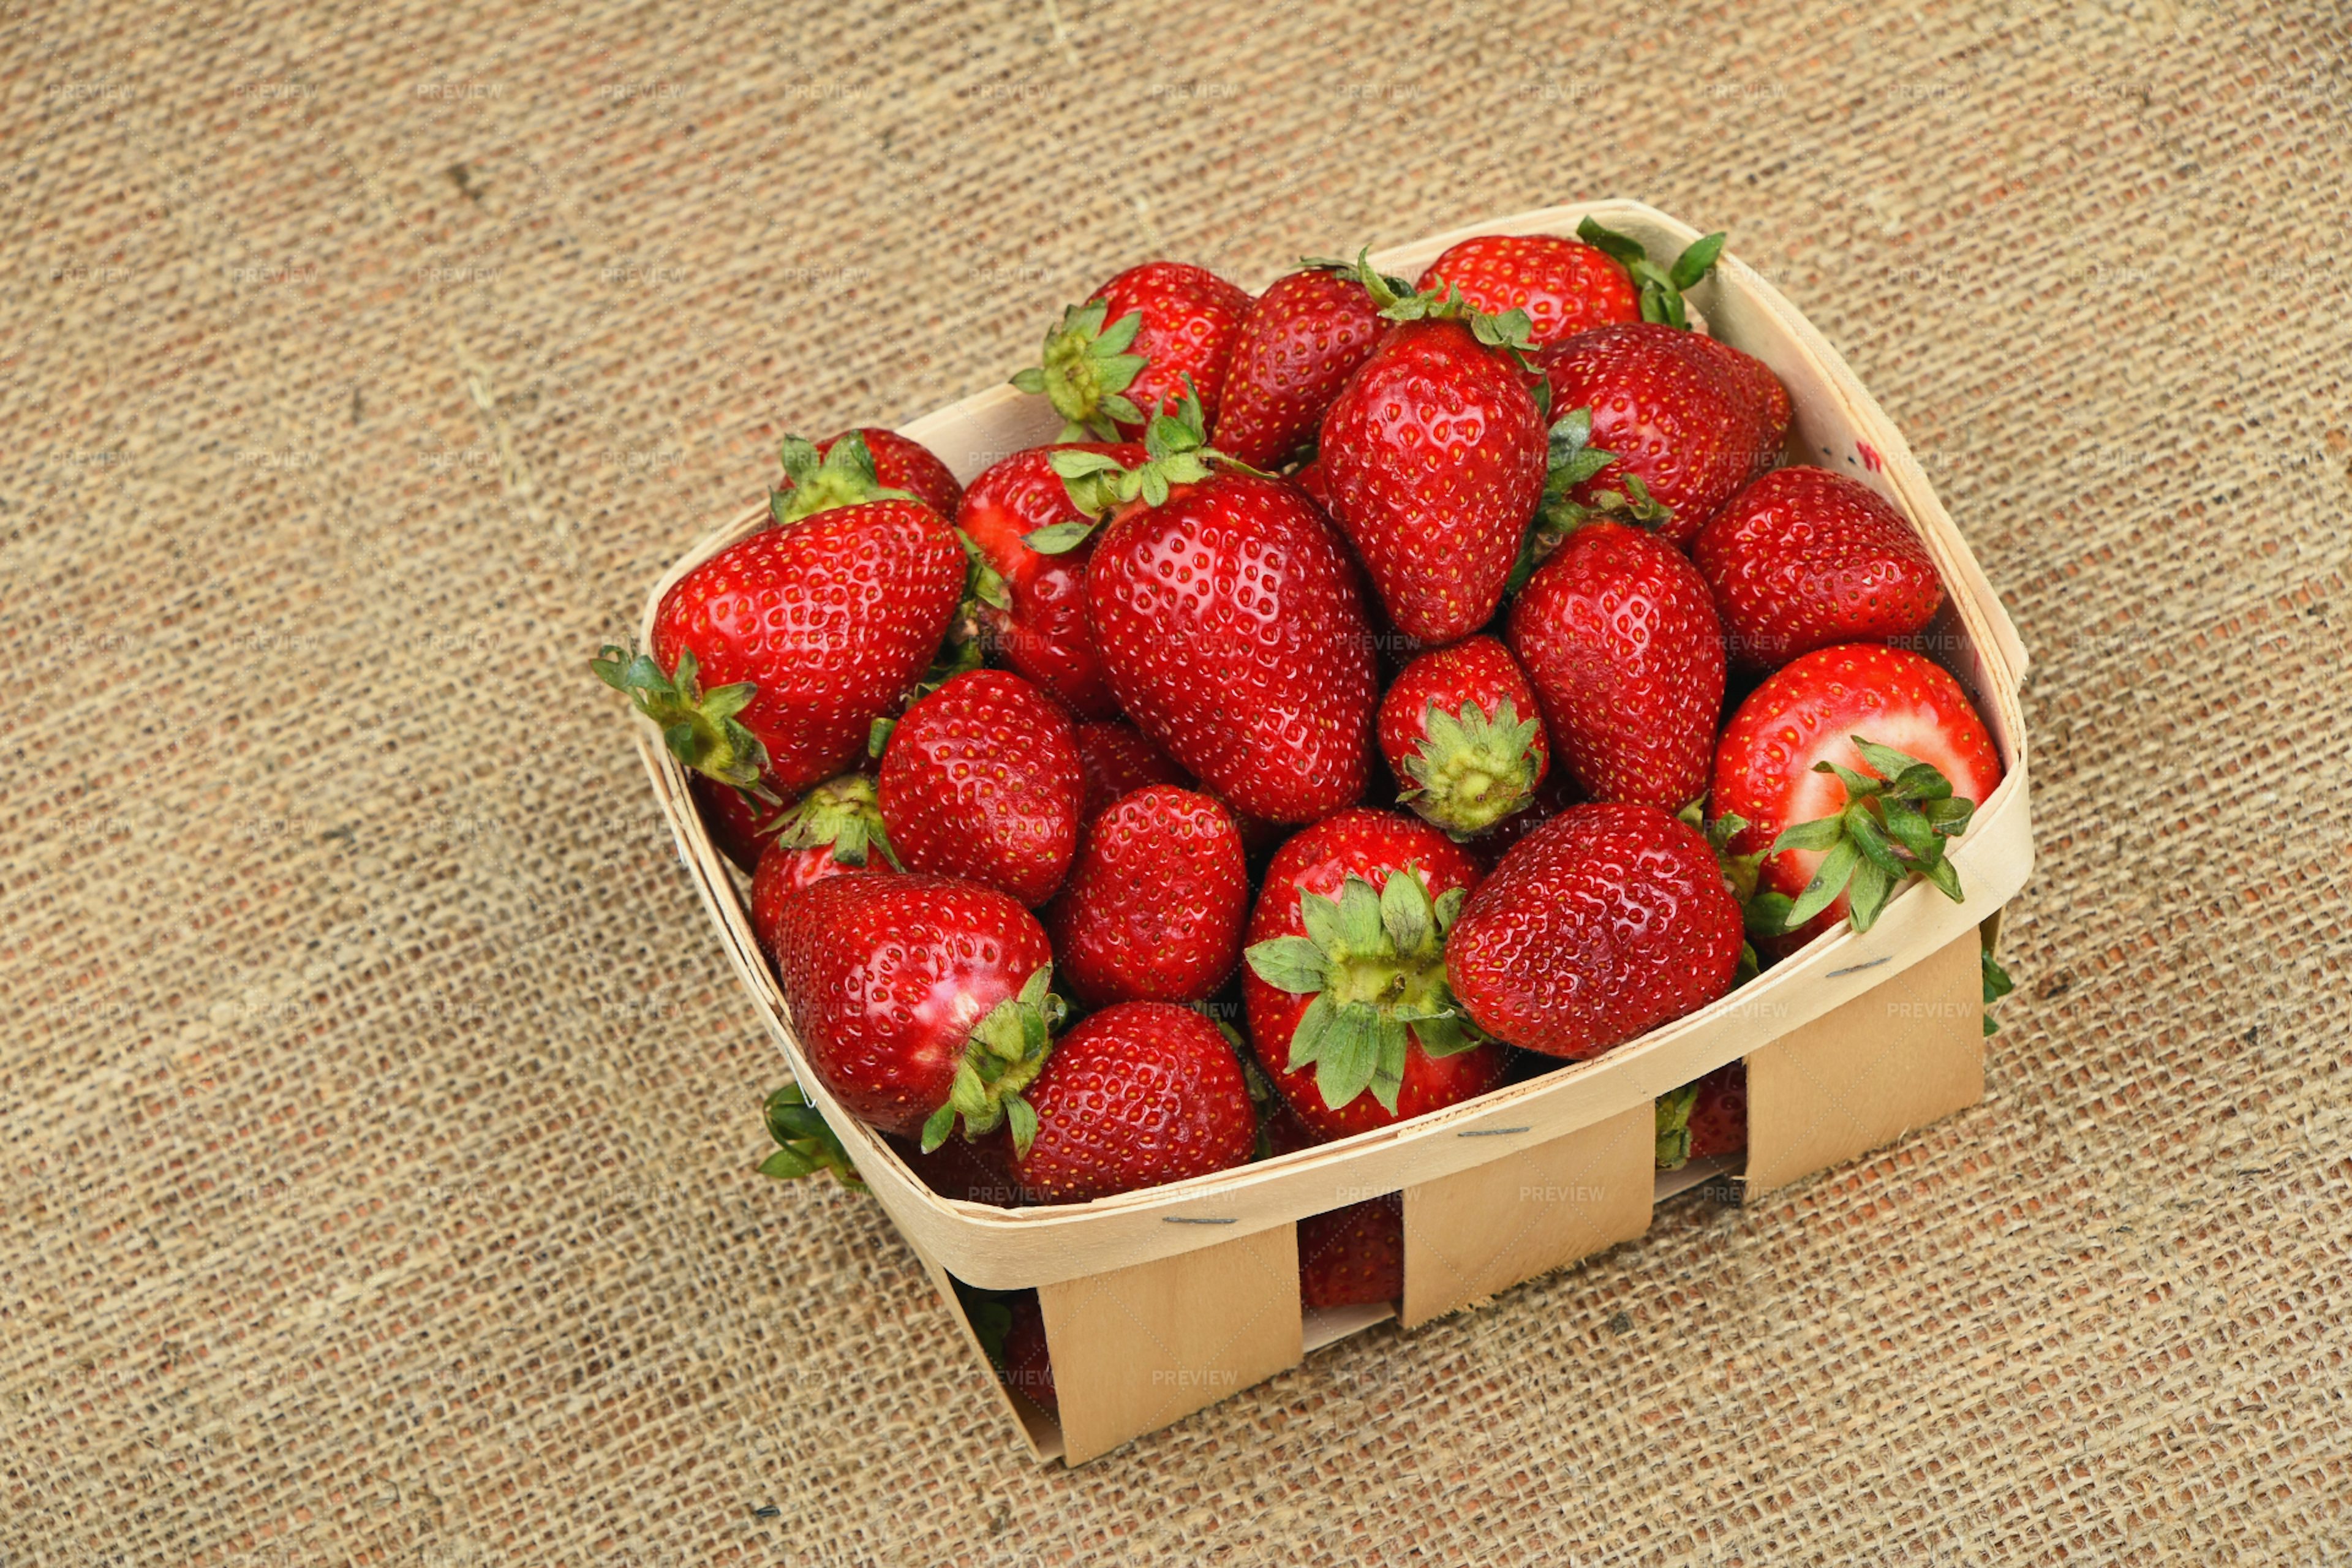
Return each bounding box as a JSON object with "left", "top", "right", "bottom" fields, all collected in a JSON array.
[
  {"left": 1244, "top": 870, "right": 1483, "bottom": 1115},
  {"left": 772, "top": 432, "right": 916, "bottom": 526},
  {"left": 1654, "top": 1082, "right": 1701, "bottom": 1169},
  {"left": 1028, "top": 380, "right": 1235, "bottom": 554},
  {"left": 776, "top": 772, "right": 901, "bottom": 869},
  {"left": 1575, "top": 219, "right": 1726, "bottom": 331},
  {"left": 1683, "top": 802, "right": 1768, "bottom": 983},
  {"left": 592, "top": 644, "right": 777, "bottom": 799},
  {"left": 1508, "top": 407, "right": 1634, "bottom": 592},
  {"left": 1400, "top": 696, "right": 1545, "bottom": 839},
  {"left": 921, "top": 963, "right": 1065, "bottom": 1157},
  {"left": 1767, "top": 736, "right": 1978, "bottom": 933},
  {"left": 1011, "top": 300, "right": 1151, "bottom": 442},
  {"left": 1325, "top": 246, "right": 1543, "bottom": 374},
  {"left": 758, "top": 1082, "right": 865, "bottom": 1188}
]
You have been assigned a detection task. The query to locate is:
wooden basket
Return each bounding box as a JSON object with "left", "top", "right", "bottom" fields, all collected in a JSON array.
[{"left": 632, "top": 200, "right": 2035, "bottom": 1465}]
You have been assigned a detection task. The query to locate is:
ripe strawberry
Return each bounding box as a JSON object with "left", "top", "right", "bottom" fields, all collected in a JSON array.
[
  {"left": 1212, "top": 265, "right": 1388, "bottom": 469},
  {"left": 1446, "top": 802, "right": 1744, "bottom": 1060},
  {"left": 1008, "top": 1001, "right": 1256, "bottom": 1203},
  {"left": 1507, "top": 521, "right": 1725, "bottom": 813},
  {"left": 772, "top": 428, "right": 963, "bottom": 525},
  {"left": 1072, "top": 720, "right": 1192, "bottom": 820},
  {"left": 748, "top": 773, "right": 898, "bottom": 929},
  {"left": 1292, "top": 455, "right": 1332, "bottom": 510},
  {"left": 1539, "top": 322, "right": 1789, "bottom": 548},
  {"left": 878, "top": 669, "right": 1082, "bottom": 907},
  {"left": 956, "top": 443, "right": 1146, "bottom": 718},
  {"left": 1013, "top": 262, "right": 1252, "bottom": 440},
  {"left": 998, "top": 1292, "right": 1057, "bottom": 1413},
  {"left": 1711, "top": 644, "right": 2003, "bottom": 937},
  {"left": 1695, "top": 466, "right": 1945, "bottom": 668},
  {"left": 691, "top": 774, "right": 788, "bottom": 873},
  {"left": 1655, "top": 1061, "right": 1746, "bottom": 1169},
  {"left": 1379, "top": 635, "right": 1550, "bottom": 839},
  {"left": 1320, "top": 315, "right": 1550, "bottom": 644},
  {"left": 1298, "top": 1194, "right": 1404, "bottom": 1310},
  {"left": 1044, "top": 785, "right": 1246, "bottom": 1005},
  {"left": 1415, "top": 233, "right": 1639, "bottom": 352},
  {"left": 1242, "top": 809, "right": 1507, "bottom": 1139},
  {"left": 887, "top": 1130, "right": 1024, "bottom": 1206},
  {"left": 599, "top": 501, "right": 962, "bottom": 794},
  {"left": 761, "top": 872, "right": 1057, "bottom": 1145}
]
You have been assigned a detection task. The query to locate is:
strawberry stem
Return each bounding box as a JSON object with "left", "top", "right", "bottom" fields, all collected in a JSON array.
[
  {"left": 1010, "top": 300, "right": 1151, "bottom": 442},
  {"left": 1028, "top": 377, "right": 1243, "bottom": 551},
  {"left": 771, "top": 431, "right": 918, "bottom": 526},
  {"left": 1760, "top": 736, "right": 1978, "bottom": 933},
  {"left": 774, "top": 772, "right": 901, "bottom": 870},
  {"left": 1399, "top": 696, "right": 1545, "bottom": 839}
]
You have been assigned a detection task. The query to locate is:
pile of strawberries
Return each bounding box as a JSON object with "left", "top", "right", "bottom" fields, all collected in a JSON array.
[{"left": 601, "top": 219, "right": 2007, "bottom": 1351}]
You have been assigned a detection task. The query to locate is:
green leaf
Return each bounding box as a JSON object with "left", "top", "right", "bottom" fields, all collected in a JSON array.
[
  {"left": 1379, "top": 869, "right": 1433, "bottom": 956},
  {"left": 1920, "top": 856, "right": 1964, "bottom": 903},
  {"left": 1923, "top": 796, "right": 1976, "bottom": 837},
  {"left": 1846, "top": 857, "right": 1894, "bottom": 932},
  {"left": 867, "top": 716, "right": 895, "bottom": 758},
  {"left": 1433, "top": 886, "right": 1468, "bottom": 933},
  {"left": 1008, "top": 366, "right": 1046, "bottom": 394},
  {"left": 1003, "top": 1095, "right": 1038, "bottom": 1159},
  {"left": 1245, "top": 936, "right": 1330, "bottom": 994},
  {"left": 1287, "top": 992, "right": 1338, "bottom": 1072},
  {"left": 1367, "top": 1018, "right": 1409, "bottom": 1114},
  {"left": 1668, "top": 232, "right": 1726, "bottom": 292},
  {"left": 1891, "top": 763, "right": 1954, "bottom": 802},
  {"left": 1816, "top": 759, "right": 1882, "bottom": 799},
  {"left": 1298, "top": 888, "right": 1344, "bottom": 954},
  {"left": 1095, "top": 309, "right": 1144, "bottom": 356},
  {"left": 758, "top": 1147, "right": 821, "bottom": 1180},
  {"left": 1981, "top": 949, "right": 2015, "bottom": 1005},
  {"left": 1769, "top": 816, "right": 1845, "bottom": 854},
  {"left": 1049, "top": 450, "right": 1128, "bottom": 479},
  {"left": 1782, "top": 837, "right": 1860, "bottom": 930},
  {"left": 1022, "top": 520, "right": 1098, "bottom": 555},
  {"left": 1576, "top": 217, "right": 1651, "bottom": 270},
  {"left": 1845, "top": 807, "right": 1909, "bottom": 881},
  {"left": 1332, "top": 875, "right": 1387, "bottom": 954},
  {"left": 1314, "top": 1004, "right": 1380, "bottom": 1111},
  {"left": 1850, "top": 736, "right": 1929, "bottom": 783},
  {"left": 1409, "top": 1011, "right": 1482, "bottom": 1058},
  {"left": 1746, "top": 890, "right": 1795, "bottom": 938},
  {"left": 1879, "top": 794, "right": 1938, "bottom": 861},
  {"left": 919, "top": 1100, "right": 957, "bottom": 1153}
]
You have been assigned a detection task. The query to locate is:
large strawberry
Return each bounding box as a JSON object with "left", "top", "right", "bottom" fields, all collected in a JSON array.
[
  {"left": 1071, "top": 720, "right": 1193, "bottom": 820},
  {"left": 1008, "top": 1001, "right": 1256, "bottom": 1204},
  {"left": 1013, "top": 262, "right": 1251, "bottom": 440},
  {"left": 1378, "top": 635, "right": 1550, "bottom": 839},
  {"left": 1507, "top": 521, "right": 1725, "bottom": 813},
  {"left": 1066, "top": 406, "right": 1378, "bottom": 823},
  {"left": 1415, "top": 232, "right": 1640, "bottom": 352},
  {"left": 1655, "top": 1061, "right": 1746, "bottom": 1170},
  {"left": 1446, "top": 802, "right": 1744, "bottom": 1060},
  {"left": 1211, "top": 264, "right": 1389, "bottom": 469},
  {"left": 1242, "top": 809, "right": 1507, "bottom": 1139},
  {"left": 878, "top": 669, "right": 1082, "bottom": 907},
  {"left": 762, "top": 872, "right": 1058, "bottom": 1147},
  {"left": 772, "top": 428, "right": 963, "bottom": 525},
  {"left": 1711, "top": 644, "right": 2003, "bottom": 938},
  {"left": 597, "top": 501, "right": 962, "bottom": 795},
  {"left": 1694, "top": 466, "right": 1945, "bottom": 668},
  {"left": 1298, "top": 1194, "right": 1404, "bottom": 1311},
  {"left": 748, "top": 773, "right": 899, "bottom": 930},
  {"left": 956, "top": 443, "right": 1145, "bottom": 718},
  {"left": 1319, "top": 285, "right": 1550, "bottom": 644},
  {"left": 1044, "top": 785, "right": 1246, "bottom": 1005}
]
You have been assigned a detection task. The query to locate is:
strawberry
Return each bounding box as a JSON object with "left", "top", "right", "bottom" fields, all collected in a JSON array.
[
  {"left": 755, "top": 1082, "right": 864, "bottom": 1188},
  {"left": 1013, "top": 262, "right": 1251, "bottom": 440},
  {"left": 1292, "top": 456, "right": 1332, "bottom": 510},
  {"left": 1710, "top": 644, "right": 2003, "bottom": 938},
  {"left": 748, "top": 773, "right": 898, "bottom": 930},
  {"left": 1415, "top": 233, "right": 1640, "bottom": 352},
  {"left": 877, "top": 669, "right": 1082, "bottom": 907},
  {"left": 598, "top": 501, "right": 963, "bottom": 795},
  {"left": 998, "top": 1292, "right": 1057, "bottom": 1413},
  {"left": 1446, "top": 802, "right": 1744, "bottom": 1060},
  {"left": 1007, "top": 1001, "right": 1256, "bottom": 1203},
  {"left": 1072, "top": 720, "right": 1192, "bottom": 820},
  {"left": 1694, "top": 466, "right": 1945, "bottom": 668},
  {"left": 1044, "top": 785, "right": 1246, "bottom": 1005},
  {"left": 1378, "top": 635, "right": 1550, "bottom": 839},
  {"left": 761, "top": 872, "right": 1058, "bottom": 1146},
  {"left": 1566, "top": 218, "right": 1728, "bottom": 333},
  {"left": 1319, "top": 304, "right": 1550, "bottom": 645},
  {"left": 691, "top": 774, "right": 788, "bottom": 873},
  {"left": 1539, "top": 322, "right": 1789, "bottom": 549},
  {"left": 1654, "top": 1061, "right": 1746, "bottom": 1169},
  {"left": 956, "top": 443, "right": 1146, "bottom": 718},
  {"left": 1211, "top": 265, "right": 1389, "bottom": 469},
  {"left": 887, "top": 1130, "right": 1025, "bottom": 1207},
  {"left": 1298, "top": 1194, "right": 1404, "bottom": 1310},
  {"left": 1507, "top": 521, "right": 1725, "bottom": 813},
  {"left": 1242, "top": 809, "right": 1507, "bottom": 1139},
  {"left": 772, "top": 428, "right": 963, "bottom": 525}
]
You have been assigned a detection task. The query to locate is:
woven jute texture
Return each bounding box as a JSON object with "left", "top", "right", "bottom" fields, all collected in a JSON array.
[{"left": 7, "top": 0, "right": 2349, "bottom": 1562}]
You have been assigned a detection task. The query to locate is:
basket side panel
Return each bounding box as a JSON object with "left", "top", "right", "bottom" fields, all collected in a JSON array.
[{"left": 899, "top": 1238, "right": 1059, "bottom": 1465}]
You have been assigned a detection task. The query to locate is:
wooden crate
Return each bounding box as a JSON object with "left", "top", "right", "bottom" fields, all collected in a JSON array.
[{"left": 631, "top": 200, "right": 2034, "bottom": 1465}]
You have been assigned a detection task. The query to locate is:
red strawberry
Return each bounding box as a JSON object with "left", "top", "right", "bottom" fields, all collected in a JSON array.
[
  {"left": 1085, "top": 466, "right": 1377, "bottom": 823},
  {"left": 762, "top": 873, "right": 1057, "bottom": 1144},
  {"left": 1298, "top": 1194, "right": 1404, "bottom": 1311},
  {"left": 1711, "top": 644, "right": 2003, "bottom": 938},
  {"left": 888, "top": 1130, "right": 1024, "bottom": 1207},
  {"left": 773, "top": 428, "right": 963, "bottom": 525},
  {"left": 878, "top": 669, "right": 1082, "bottom": 907},
  {"left": 1212, "top": 265, "right": 1388, "bottom": 469},
  {"left": 998, "top": 1292, "right": 1057, "bottom": 1412},
  {"left": 1655, "top": 1061, "right": 1746, "bottom": 1169},
  {"left": 1694, "top": 466, "right": 1946, "bottom": 669},
  {"left": 1008, "top": 1001, "right": 1256, "bottom": 1203},
  {"left": 600, "top": 501, "right": 963, "bottom": 795},
  {"left": 1044, "top": 786, "right": 1246, "bottom": 1005},
  {"left": 1014, "top": 262, "right": 1251, "bottom": 440},
  {"left": 1319, "top": 315, "right": 1550, "bottom": 644},
  {"left": 1415, "top": 233, "right": 1639, "bottom": 352},
  {"left": 1507, "top": 521, "right": 1725, "bottom": 813},
  {"left": 1678, "top": 332, "right": 1792, "bottom": 447},
  {"left": 748, "top": 774, "right": 899, "bottom": 927},
  {"left": 1540, "top": 322, "right": 1789, "bottom": 548},
  {"left": 1292, "top": 456, "right": 1332, "bottom": 510},
  {"left": 692, "top": 774, "right": 788, "bottom": 873},
  {"left": 957, "top": 443, "right": 1147, "bottom": 718},
  {"left": 1072, "top": 720, "right": 1193, "bottom": 820},
  {"left": 1446, "top": 802, "right": 1744, "bottom": 1060},
  {"left": 1242, "top": 809, "right": 1507, "bottom": 1139},
  {"left": 1379, "top": 635, "right": 1550, "bottom": 839}
]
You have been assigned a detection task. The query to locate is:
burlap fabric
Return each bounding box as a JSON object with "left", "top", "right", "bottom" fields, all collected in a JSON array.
[{"left": 7, "top": 1, "right": 2348, "bottom": 1561}]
